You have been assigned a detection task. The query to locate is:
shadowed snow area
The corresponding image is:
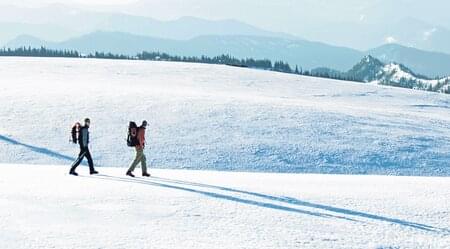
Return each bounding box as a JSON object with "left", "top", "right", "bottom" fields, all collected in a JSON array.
[
  {"left": 0, "top": 165, "right": 448, "bottom": 248},
  {"left": 0, "top": 57, "right": 450, "bottom": 175}
]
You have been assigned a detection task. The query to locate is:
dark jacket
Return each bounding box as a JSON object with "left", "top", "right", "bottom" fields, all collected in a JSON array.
[{"left": 78, "top": 126, "right": 89, "bottom": 148}]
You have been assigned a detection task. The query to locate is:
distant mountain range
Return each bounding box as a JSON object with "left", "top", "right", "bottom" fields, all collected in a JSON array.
[
  {"left": 110, "top": 0, "right": 450, "bottom": 53},
  {"left": 1, "top": 3, "right": 450, "bottom": 54},
  {"left": 379, "top": 18, "right": 450, "bottom": 55},
  {"left": 346, "top": 56, "right": 449, "bottom": 93},
  {"left": 0, "top": 4, "right": 296, "bottom": 45},
  {"left": 6, "top": 31, "right": 450, "bottom": 78},
  {"left": 5, "top": 32, "right": 363, "bottom": 72},
  {"left": 307, "top": 17, "right": 450, "bottom": 54},
  {"left": 367, "top": 44, "right": 450, "bottom": 78}
]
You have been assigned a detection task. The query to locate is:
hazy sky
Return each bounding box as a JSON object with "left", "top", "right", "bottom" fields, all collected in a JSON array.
[
  {"left": 1, "top": 0, "right": 448, "bottom": 29},
  {"left": 0, "top": 0, "right": 136, "bottom": 5},
  {"left": 2, "top": 0, "right": 448, "bottom": 24}
]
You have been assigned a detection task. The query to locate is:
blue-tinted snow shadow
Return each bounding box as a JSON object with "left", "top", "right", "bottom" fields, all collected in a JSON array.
[
  {"left": 410, "top": 104, "right": 450, "bottom": 109},
  {"left": 0, "top": 134, "right": 75, "bottom": 162},
  {"left": 88, "top": 174, "right": 358, "bottom": 222},
  {"left": 88, "top": 174, "right": 448, "bottom": 234},
  {"left": 151, "top": 177, "right": 448, "bottom": 234}
]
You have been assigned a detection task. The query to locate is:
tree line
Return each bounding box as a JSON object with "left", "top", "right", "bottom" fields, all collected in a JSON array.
[
  {"left": 0, "top": 47, "right": 81, "bottom": 58},
  {"left": 0, "top": 46, "right": 362, "bottom": 82},
  {"left": 3, "top": 46, "right": 448, "bottom": 93}
]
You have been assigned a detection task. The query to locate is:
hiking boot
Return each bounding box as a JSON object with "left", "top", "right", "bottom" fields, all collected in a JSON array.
[
  {"left": 142, "top": 172, "right": 151, "bottom": 177},
  {"left": 90, "top": 170, "right": 99, "bottom": 175},
  {"left": 126, "top": 171, "right": 135, "bottom": 178},
  {"left": 69, "top": 170, "right": 78, "bottom": 176}
]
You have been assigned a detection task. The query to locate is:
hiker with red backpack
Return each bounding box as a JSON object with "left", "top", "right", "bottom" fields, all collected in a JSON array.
[
  {"left": 126, "top": 120, "right": 150, "bottom": 177},
  {"left": 69, "top": 118, "right": 99, "bottom": 176}
]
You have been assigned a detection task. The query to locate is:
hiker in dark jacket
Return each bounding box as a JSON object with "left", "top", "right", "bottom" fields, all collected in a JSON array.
[
  {"left": 70, "top": 118, "right": 98, "bottom": 176},
  {"left": 127, "top": 120, "right": 150, "bottom": 177}
]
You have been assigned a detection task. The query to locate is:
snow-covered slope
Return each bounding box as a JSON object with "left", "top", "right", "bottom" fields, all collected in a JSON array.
[
  {"left": 0, "top": 164, "right": 449, "bottom": 249},
  {"left": 1, "top": 57, "right": 450, "bottom": 175}
]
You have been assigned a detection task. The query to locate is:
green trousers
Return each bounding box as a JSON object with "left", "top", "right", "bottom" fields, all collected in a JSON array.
[{"left": 128, "top": 147, "right": 147, "bottom": 173}]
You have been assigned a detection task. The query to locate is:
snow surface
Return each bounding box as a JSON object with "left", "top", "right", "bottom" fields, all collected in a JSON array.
[
  {"left": 0, "top": 164, "right": 448, "bottom": 249},
  {"left": 1, "top": 57, "right": 450, "bottom": 175}
]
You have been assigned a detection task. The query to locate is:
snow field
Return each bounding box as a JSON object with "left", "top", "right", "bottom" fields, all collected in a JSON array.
[{"left": 0, "top": 165, "right": 449, "bottom": 249}]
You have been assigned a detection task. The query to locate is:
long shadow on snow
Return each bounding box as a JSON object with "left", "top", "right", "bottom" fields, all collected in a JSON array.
[
  {"left": 88, "top": 175, "right": 448, "bottom": 234},
  {"left": 150, "top": 177, "right": 448, "bottom": 234},
  {"left": 88, "top": 174, "right": 358, "bottom": 222},
  {"left": 0, "top": 134, "right": 75, "bottom": 162}
]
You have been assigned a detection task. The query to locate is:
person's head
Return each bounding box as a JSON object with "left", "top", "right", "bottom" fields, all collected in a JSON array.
[
  {"left": 142, "top": 120, "right": 148, "bottom": 128},
  {"left": 84, "top": 118, "right": 91, "bottom": 127}
]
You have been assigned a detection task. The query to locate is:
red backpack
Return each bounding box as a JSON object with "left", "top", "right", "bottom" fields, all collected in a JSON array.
[{"left": 71, "top": 122, "right": 81, "bottom": 144}]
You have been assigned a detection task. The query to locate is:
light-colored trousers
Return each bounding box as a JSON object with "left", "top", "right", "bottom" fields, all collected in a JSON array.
[{"left": 128, "top": 147, "right": 147, "bottom": 173}]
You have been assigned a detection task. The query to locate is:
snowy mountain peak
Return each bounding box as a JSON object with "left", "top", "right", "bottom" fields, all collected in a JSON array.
[
  {"left": 362, "top": 55, "right": 380, "bottom": 64},
  {"left": 347, "top": 56, "right": 450, "bottom": 93},
  {"left": 347, "top": 55, "right": 385, "bottom": 82},
  {"left": 380, "top": 63, "right": 421, "bottom": 82}
]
